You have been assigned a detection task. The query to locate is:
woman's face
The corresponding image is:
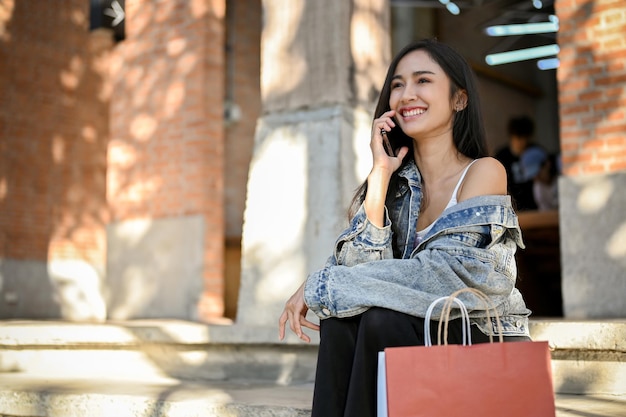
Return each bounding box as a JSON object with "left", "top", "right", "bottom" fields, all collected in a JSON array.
[{"left": 388, "top": 49, "right": 462, "bottom": 140}]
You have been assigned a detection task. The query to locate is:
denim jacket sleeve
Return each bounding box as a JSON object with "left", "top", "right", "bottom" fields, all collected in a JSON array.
[
  {"left": 333, "top": 203, "right": 394, "bottom": 266},
  {"left": 303, "top": 198, "right": 530, "bottom": 326}
]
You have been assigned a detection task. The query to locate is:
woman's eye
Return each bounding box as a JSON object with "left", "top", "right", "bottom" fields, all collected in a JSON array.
[
  {"left": 417, "top": 78, "right": 430, "bottom": 84},
  {"left": 391, "top": 82, "right": 403, "bottom": 89}
]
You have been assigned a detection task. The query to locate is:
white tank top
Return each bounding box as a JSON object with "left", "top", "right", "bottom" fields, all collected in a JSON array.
[{"left": 416, "top": 160, "right": 477, "bottom": 243}]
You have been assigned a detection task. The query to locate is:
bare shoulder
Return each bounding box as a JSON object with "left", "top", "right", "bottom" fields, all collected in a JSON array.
[{"left": 457, "top": 157, "right": 507, "bottom": 201}]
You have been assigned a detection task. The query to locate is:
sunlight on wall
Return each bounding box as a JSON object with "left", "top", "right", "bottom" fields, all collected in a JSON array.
[
  {"left": 164, "top": 80, "right": 186, "bottom": 118},
  {"left": 190, "top": 0, "right": 226, "bottom": 19},
  {"left": 82, "top": 125, "right": 97, "bottom": 143},
  {"left": 112, "top": 217, "right": 153, "bottom": 246},
  {"left": 176, "top": 52, "right": 199, "bottom": 76},
  {"left": 132, "top": 60, "right": 166, "bottom": 108},
  {"left": 48, "top": 259, "right": 106, "bottom": 321},
  {"left": 0, "top": 0, "right": 14, "bottom": 42},
  {"left": 117, "top": 176, "right": 163, "bottom": 204},
  {"left": 130, "top": 113, "right": 158, "bottom": 142},
  {"left": 52, "top": 135, "right": 65, "bottom": 163},
  {"left": 109, "top": 139, "right": 138, "bottom": 169},
  {"left": 125, "top": 65, "right": 145, "bottom": 89},
  {"left": 166, "top": 37, "right": 187, "bottom": 56},
  {"left": 0, "top": 177, "right": 6, "bottom": 201},
  {"left": 261, "top": 0, "right": 306, "bottom": 99},
  {"left": 244, "top": 128, "right": 308, "bottom": 303},
  {"left": 70, "top": 7, "right": 86, "bottom": 27},
  {"left": 576, "top": 176, "right": 613, "bottom": 214},
  {"left": 59, "top": 55, "right": 85, "bottom": 91},
  {"left": 109, "top": 264, "right": 160, "bottom": 318},
  {"left": 352, "top": 107, "right": 376, "bottom": 183},
  {"left": 606, "top": 222, "right": 626, "bottom": 259},
  {"left": 351, "top": 0, "right": 390, "bottom": 103}
]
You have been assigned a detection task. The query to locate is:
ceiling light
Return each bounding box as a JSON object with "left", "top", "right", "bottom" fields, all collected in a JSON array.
[
  {"left": 485, "top": 44, "right": 560, "bottom": 65},
  {"left": 537, "top": 58, "right": 560, "bottom": 70},
  {"left": 485, "top": 15, "right": 558, "bottom": 36},
  {"left": 438, "top": 0, "right": 461, "bottom": 15}
]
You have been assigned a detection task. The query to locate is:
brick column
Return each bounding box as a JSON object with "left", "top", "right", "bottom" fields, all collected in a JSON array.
[
  {"left": 107, "top": 0, "right": 226, "bottom": 320},
  {"left": 237, "top": 0, "right": 390, "bottom": 327},
  {"left": 556, "top": 0, "right": 626, "bottom": 317},
  {"left": 0, "top": 1, "right": 111, "bottom": 320}
]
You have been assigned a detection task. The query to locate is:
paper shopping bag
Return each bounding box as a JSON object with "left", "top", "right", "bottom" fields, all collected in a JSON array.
[
  {"left": 383, "top": 338, "right": 555, "bottom": 417},
  {"left": 378, "top": 290, "right": 556, "bottom": 417}
]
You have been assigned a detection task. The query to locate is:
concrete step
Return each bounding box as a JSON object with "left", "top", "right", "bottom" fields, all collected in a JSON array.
[
  {"left": 0, "top": 320, "right": 318, "bottom": 385},
  {"left": 2, "top": 319, "right": 625, "bottom": 395},
  {"left": 0, "top": 318, "right": 625, "bottom": 417},
  {"left": 530, "top": 319, "right": 626, "bottom": 395},
  {"left": 0, "top": 374, "right": 313, "bottom": 417},
  {"left": 1, "top": 374, "right": 625, "bottom": 417}
]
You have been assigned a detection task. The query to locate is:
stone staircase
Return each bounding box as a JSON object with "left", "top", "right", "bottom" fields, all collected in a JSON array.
[{"left": 0, "top": 319, "right": 624, "bottom": 416}]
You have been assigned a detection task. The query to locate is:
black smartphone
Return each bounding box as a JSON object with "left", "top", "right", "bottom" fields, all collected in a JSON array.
[{"left": 381, "top": 129, "right": 394, "bottom": 156}]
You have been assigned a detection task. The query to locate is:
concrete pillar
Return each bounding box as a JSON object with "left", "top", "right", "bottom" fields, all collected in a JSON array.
[
  {"left": 237, "top": 0, "right": 390, "bottom": 327},
  {"left": 556, "top": 0, "right": 626, "bottom": 318}
]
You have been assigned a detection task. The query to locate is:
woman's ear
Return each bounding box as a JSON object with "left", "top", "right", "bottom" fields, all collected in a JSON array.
[{"left": 454, "top": 90, "right": 468, "bottom": 111}]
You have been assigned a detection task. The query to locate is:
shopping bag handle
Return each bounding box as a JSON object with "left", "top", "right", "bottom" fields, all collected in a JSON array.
[
  {"left": 424, "top": 288, "right": 505, "bottom": 346},
  {"left": 424, "top": 296, "right": 471, "bottom": 347},
  {"left": 439, "top": 287, "right": 504, "bottom": 343}
]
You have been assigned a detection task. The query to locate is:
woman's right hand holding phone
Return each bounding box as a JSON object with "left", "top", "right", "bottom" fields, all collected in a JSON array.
[
  {"left": 371, "top": 110, "right": 408, "bottom": 172},
  {"left": 366, "top": 111, "right": 409, "bottom": 227}
]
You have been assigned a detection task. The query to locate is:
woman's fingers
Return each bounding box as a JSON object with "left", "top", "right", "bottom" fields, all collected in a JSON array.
[
  {"left": 278, "top": 310, "right": 288, "bottom": 340},
  {"left": 278, "top": 283, "right": 319, "bottom": 342},
  {"left": 374, "top": 110, "right": 396, "bottom": 136},
  {"left": 300, "top": 316, "right": 320, "bottom": 332}
]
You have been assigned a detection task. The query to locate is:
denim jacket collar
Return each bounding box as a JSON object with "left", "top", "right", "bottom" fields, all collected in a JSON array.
[{"left": 394, "top": 160, "right": 524, "bottom": 257}]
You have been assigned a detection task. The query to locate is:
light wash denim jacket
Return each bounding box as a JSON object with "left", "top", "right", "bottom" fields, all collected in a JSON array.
[{"left": 304, "top": 161, "right": 531, "bottom": 337}]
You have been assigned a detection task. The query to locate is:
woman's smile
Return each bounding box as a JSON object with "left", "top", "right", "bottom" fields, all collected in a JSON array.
[{"left": 399, "top": 106, "right": 426, "bottom": 119}]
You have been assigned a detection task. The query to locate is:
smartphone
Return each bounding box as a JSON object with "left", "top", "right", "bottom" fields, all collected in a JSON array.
[{"left": 381, "top": 129, "right": 394, "bottom": 156}]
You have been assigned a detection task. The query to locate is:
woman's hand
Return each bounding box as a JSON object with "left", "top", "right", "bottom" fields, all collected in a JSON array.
[
  {"left": 365, "top": 111, "right": 409, "bottom": 227},
  {"left": 371, "top": 110, "right": 409, "bottom": 173},
  {"left": 278, "top": 282, "right": 320, "bottom": 343}
]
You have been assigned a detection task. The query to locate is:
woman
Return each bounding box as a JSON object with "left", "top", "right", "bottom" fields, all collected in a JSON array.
[{"left": 278, "top": 39, "right": 531, "bottom": 417}]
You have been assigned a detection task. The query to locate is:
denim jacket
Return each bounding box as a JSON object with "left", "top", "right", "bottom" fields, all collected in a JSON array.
[{"left": 304, "top": 161, "right": 531, "bottom": 337}]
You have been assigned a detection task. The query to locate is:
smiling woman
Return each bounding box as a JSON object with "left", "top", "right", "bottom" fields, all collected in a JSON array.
[{"left": 278, "top": 39, "right": 532, "bottom": 417}]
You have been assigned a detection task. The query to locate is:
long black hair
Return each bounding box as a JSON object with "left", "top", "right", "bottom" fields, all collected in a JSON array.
[{"left": 348, "top": 39, "right": 488, "bottom": 219}]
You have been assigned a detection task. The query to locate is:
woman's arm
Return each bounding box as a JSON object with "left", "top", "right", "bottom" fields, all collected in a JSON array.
[
  {"left": 304, "top": 196, "right": 526, "bottom": 320},
  {"left": 365, "top": 110, "right": 409, "bottom": 227},
  {"left": 304, "top": 243, "right": 518, "bottom": 320}
]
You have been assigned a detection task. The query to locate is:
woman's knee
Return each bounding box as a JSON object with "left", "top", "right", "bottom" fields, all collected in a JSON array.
[
  {"left": 320, "top": 316, "right": 358, "bottom": 340},
  {"left": 359, "top": 308, "right": 419, "bottom": 338}
]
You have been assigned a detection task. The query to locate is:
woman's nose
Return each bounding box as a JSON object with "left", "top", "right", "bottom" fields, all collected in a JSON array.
[{"left": 401, "top": 84, "right": 417, "bottom": 102}]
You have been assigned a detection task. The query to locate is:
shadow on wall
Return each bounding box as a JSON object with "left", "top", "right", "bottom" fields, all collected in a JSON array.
[
  {"left": 106, "top": 1, "right": 227, "bottom": 320},
  {"left": 0, "top": 0, "right": 230, "bottom": 321},
  {"left": 0, "top": 0, "right": 111, "bottom": 320}
]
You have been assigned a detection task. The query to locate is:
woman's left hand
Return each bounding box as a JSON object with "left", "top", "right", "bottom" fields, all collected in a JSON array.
[{"left": 278, "top": 282, "right": 320, "bottom": 343}]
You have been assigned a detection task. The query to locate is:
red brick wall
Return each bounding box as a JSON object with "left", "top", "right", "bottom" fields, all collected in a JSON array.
[
  {"left": 0, "top": 0, "right": 110, "bottom": 266},
  {"left": 108, "top": 0, "right": 226, "bottom": 319},
  {"left": 557, "top": 0, "right": 626, "bottom": 176}
]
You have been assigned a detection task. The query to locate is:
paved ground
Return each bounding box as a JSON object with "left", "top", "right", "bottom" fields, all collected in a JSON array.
[{"left": 0, "top": 374, "right": 624, "bottom": 417}]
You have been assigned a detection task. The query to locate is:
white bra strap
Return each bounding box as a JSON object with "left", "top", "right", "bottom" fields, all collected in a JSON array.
[{"left": 451, "top": 159, "right": 478, "bottom": 201}]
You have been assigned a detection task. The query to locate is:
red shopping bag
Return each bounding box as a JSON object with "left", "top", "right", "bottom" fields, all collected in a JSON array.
[
  {"left": 379, "top": 289, "right": 556, "bottom": 417},
  {"left": 384, "top": 340, "right": 555, "bottom": 416}
]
